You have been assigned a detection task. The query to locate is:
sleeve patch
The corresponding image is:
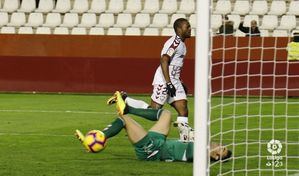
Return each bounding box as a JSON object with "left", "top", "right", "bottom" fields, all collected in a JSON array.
[{"left": 166, "top": 47, "right": 175, "bottom": 57}]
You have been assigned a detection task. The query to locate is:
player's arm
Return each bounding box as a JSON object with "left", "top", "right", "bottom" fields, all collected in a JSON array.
[
  {"left": 161, "top": 54, "right": 176, "bottom": 97},
  {"left": 161, "top": 54, "right": 171, "bottom": 83}
]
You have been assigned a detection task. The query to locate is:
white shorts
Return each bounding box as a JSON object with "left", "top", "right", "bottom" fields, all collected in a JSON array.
[{"left": 151, "top": 80, "right": 187, "bottom": 105}]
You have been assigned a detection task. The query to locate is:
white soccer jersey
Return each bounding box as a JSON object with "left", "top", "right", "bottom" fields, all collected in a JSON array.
[{"left": 152, "top": 35, "right": 187, "bottom": 85}]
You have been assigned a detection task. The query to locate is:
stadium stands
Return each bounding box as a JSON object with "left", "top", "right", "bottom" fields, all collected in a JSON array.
[
  {"left": 159, "top": 0, "right": 178, "bottom": 14},
  {"left": 0, "top": 0, "right": 20, "bottom": 13},
  {"left": 272, "top": 29, "right": 288, "bottom": 37},
  {"left": 259, "top": 15, "right": 278, "bottom": 31},
  {"left": 131, "top": 13, "right": 150, "bottom": 28},
  {"left": 36, "top": 26, "right": 51, "bottom": 34},
  {"left": 277, "top": 15, "right": 296, "bottom": 30},
  {"left": 267, "top": 0, "right": 286, "bottom": 16},
  {"left": 123, "top": 0, "right": 142, "bottom": 13},
  {"left": 43, "top": 13, "right": 61, "bottom": 27},
  {"left": 125, "top": 27, "right": 141, "bottom": 35},
  {"left": 96, "top": 13, "right": 114, "bottom": 28},
  {"left": 114, "top": 13, "right": 133, "bottom": 28},
  {"left": 35, "top": 0, "right": 54, "bottom": 13},
  {"left": 0, "top": 12, "right": 9, "bottom": 27},
  {"left": 70, "top": 0, "right": 89, "bottom": 13},
  {"left": 249, "top": 0, "right": 268, "bottom": 15},
  {"left": 141, "top": 0, "right": 159, "bottom": 14},
  {"left": 107, "top": 27, "right": 123, "bottom": 35},
  {"left": 71, "top": 27, "right": 87, "bottom": 34},
  {"left": 7, "top": 12, "right": 26, "bottom": 27},
  {"left": 25, "top": 12, "right": 44, "bottom": 27},
  {"left": 177, "top": 0, "right": 195, "bottom": 14},
  {"left": 0, "top": 26, "right": 16, "bottom": 33},
  {"left": 227, "top": 14, "right": 240, "bottom": 29},
  {"left": 52, "top": 0, "right": 71, "bottom": 13},
  {"left": 0, "top": 0, "right": 297, "bottom": 36},
  {"left": 88, "top": 0, "right": 106, "bottom": 14},
  {"left": 54, "top": 26, "right": 69, "bottom": 34},
  {"left": 18, "top": 26, "right": 34, "bottom": 34},
  {"left": 231, "top": 0, "right": 250, "bottom": 15},
  {"left": 89, "top": 27, "right": 105, "bottom": 35},
  {"left": 287, "top": 0, "right": 299, "bottom": 15},
  {"left": 18, "top": 0, "right": 36, "bottom": 13},
  {"left": 60, "top": 13, "right": 79, "bottom": 28},
  {"left": 143, "top": 27, "right": 159, "bottom": 36},
  {"left": 213, "top": 0, "right": 232, "bottom": 15},
  {"left": 78, "top": 13, "right": 97, "bottom": 27},
  {"left": 106, "top": 0, "right": 124, "bottom": 14}
]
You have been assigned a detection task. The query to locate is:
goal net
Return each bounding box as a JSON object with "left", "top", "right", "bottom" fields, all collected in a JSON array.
[{"left": 195, "top": 1, "right": 299, "bottom": 176}]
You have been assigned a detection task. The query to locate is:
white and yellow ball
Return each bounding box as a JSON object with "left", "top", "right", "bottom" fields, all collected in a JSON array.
[{"left": 83, "top": 130, "right": 107, "bottom": 153}]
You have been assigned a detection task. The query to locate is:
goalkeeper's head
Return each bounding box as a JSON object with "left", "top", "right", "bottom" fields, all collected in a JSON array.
[{"left": 210, "top": 143, "right": 233, "bottom": 162}]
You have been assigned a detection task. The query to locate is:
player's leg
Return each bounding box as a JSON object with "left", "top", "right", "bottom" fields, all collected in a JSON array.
[
  {"left": 75, "top": 117, "right": 125, "bottom": 146},
  {"left": 115, "top": 91, "right": 164, "bottom": 121},
  {"left": 171, "top": 99, "right": 189, "bottom": 119},
  {"left": 150, "top": 99, "right": 163, "bottom": 109},
  {"left": 102, "top": 117, "right": 125, "bottom": 139},
  {"left": 120, "top": 115, "right": 148, "bottom": 144},
  {"left": 107, "top": 91, "right": 149, "bottom": 109},
  {"left": 169, "top": 81, "right": 189, "bottom": 122},
  {"left": 124, "top": 83, "right": 167, "bottom": 110},
  {"left": 148, "top": 109, "right": 172, "bottom": 136},
  {"left": 168, "top": 82, "right": 193, "bottom": 142},
  {"left": 150, "top": 84, "right": 168, "bottom": 109},
  {"left": 115, "top": 90, "right": 171, "bottom": 137},
  {"left": 171, "top": 100, "right": 193, "bottom": 142}
]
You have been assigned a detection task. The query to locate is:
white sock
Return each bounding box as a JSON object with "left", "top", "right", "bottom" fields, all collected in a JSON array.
[
  {"left": 125, "top": 97, "right": 149, "bottom": 109},
  {"left": 177, "top": 116, "right": 188, "bottom": 124}
]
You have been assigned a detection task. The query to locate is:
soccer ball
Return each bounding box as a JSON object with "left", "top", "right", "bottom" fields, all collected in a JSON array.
[{"left": 83, "top": 130, "right": 107, "bottom": 153}]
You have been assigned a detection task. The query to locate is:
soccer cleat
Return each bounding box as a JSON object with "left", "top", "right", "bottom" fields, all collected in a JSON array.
[
  {"left": 174, "top": 122, "right": 194, "bottom": 142},
  {"left": 115, "top": 91, "right": 127, "bottom": 115},
  {"left": 106, "top": 91, "right": 127, "bottom": 105},
  {"left": 75, "top": 129, "right": 85, "bottom": 144}
]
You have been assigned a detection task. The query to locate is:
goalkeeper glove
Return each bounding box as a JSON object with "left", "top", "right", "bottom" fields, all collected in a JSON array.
[{"left": 166, "top": 82, "right": 176, "bottom": 97}]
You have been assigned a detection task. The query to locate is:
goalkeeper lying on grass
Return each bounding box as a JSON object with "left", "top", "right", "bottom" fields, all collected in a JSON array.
[{"left": 75, "top": 91, "right": 232, "bottom": 162}]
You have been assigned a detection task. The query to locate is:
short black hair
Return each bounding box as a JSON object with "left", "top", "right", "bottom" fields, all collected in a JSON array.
[
  {"left": 173, "top": 18, "right": 188, "bottom": 33},
  {"left": 221, "top": 150, "right": 232, "bottom": 162},
  {"left": 294, "top": 33, "right": 299, "bottom": 42},
  {"left": 210, "top": 150, "right": 232, "bottom": 162}
]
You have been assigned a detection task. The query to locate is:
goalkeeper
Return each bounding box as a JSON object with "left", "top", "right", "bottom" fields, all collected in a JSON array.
[{"left": 76, "top": 91, "right": 232, "bottom": 162}]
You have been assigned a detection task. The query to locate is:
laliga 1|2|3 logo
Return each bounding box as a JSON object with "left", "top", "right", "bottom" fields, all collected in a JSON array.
[{"left": 266, "top": 139, "right": 283, "bottom": 168}]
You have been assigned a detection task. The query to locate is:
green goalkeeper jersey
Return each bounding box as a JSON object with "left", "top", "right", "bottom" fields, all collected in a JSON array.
[
  {"left": 160, "top": 140, "right": 193, "bottom": 162},
  {"left": 133, "top": 131, "right": 193, "bottom": 162}
]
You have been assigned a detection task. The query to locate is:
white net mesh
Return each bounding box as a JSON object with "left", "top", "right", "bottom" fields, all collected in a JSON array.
[{"left": 208, "top": 33, "right": 299, "bottom": 175}]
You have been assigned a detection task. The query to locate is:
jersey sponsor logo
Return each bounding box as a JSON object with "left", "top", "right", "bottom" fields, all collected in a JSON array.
[
  {"left": 166, "top": 36, "right": 181, "bottom": 57},
  {"left": 147, "top": 150, "right": 159, "bottom": 159},
  {"left": 166, "top": 48, "right": 175, "bottom": 57}
]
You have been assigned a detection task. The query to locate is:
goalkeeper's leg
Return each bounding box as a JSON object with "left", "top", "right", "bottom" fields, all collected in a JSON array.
[{"left": 107, "top": 91, "right": 149, "bottom": 109}]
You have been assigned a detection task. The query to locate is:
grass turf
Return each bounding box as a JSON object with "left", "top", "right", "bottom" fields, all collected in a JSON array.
[{"left": 0, "top": 93, "right": 298, "bottom": 176}]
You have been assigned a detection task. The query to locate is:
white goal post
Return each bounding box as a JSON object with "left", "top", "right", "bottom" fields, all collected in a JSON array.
[{"left": 194, "top": 0, "right": 210, "bottom": 175}]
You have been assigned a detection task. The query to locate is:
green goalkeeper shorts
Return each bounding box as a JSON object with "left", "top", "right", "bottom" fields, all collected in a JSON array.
[{"left": 133, "top": 131, "right": 166, "bottom": 161}]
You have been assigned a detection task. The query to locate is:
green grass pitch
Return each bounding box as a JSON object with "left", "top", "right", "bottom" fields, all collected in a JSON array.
[{"left": 0, "top": 93, "right": 298, "bottom": 176}]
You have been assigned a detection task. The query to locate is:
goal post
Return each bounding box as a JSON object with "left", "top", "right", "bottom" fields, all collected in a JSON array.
[
  {"left": 194, "top": 1, "right": 299, "bottom": 176},
  {"left": 194, "top": 0, "right": 210, "bottom": 175}
]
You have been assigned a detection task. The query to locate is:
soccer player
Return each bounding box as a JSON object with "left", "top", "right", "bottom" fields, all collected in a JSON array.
[
  {"left": 107, "top": 18, "right": 193, "bottom": 142},
  {"left": 76, "top": 91, "right": 232, "bottom": 162}
]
